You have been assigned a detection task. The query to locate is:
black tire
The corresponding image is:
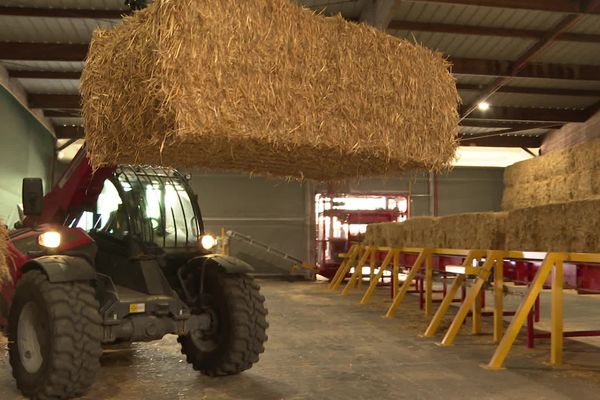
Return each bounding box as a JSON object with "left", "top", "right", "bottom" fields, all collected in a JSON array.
[
  {"left": 8, "top": 270, "right": 102, "bottom": 400},
  {"left": 178, "top": 269, "right": 268, "bottom": 376}
]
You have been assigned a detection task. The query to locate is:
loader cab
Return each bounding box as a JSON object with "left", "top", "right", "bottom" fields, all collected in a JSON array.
[
  {"left": 72, "top": 165, "right": 204, "bottom": 251},
  {"left": 68, "top": 165, "right": 208, "bottom": 290}
]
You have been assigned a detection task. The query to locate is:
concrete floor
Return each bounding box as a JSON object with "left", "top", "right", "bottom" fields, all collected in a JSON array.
[{"left": 3, "top": 280, "right": 600, "bottom": 399}]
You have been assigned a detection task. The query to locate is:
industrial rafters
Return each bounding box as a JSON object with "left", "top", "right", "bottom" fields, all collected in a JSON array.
[{"left": 460, "top": 0, "right": 600, "bottom": 120}]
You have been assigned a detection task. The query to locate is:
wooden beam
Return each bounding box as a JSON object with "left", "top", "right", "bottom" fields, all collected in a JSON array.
[
  {"left": 29, "top": 94, "right": 80, "bottom": 109},
  {"left": 389, "top": 20, "right": 600, "bottom": 43},
  {"left": 460, "top": 120, "right": 557, "bottom": 129},
  {"left": 8, "top": 69, "right": 81, "bottom": 79},
  {"left": 459, "top": 134, "right": 544, "bottom": 147},
  {"left": 460, "top": 105, "right": 588, "bottom": 123},
  {"left": 54, "top": 125, "right": 84, "bottom": 139},
  {"left": 452, "top": 58, "right": 600, "bottom": 81},
  {"left": 4, "top": 42, "right": 599, "bottom": 82},
  {"left": 405, "top": 0, "right": 600, "bottom": 14},
  {"left": 0, "top": 42, "right": 87, "bottom": 61},
  {"left": 457, "top": 83, "right": 600, "bottom": 97},
  {"left": 44, "top": 110, "right": 81, "bottom": 118},
  {"left": 0, "top": 6, "right": 129, "bottom": 19}
]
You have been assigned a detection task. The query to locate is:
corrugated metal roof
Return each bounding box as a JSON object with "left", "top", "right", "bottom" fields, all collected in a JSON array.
[
  {"left": 393, "top": 1, "right": 564, "bottom": 30},
  {"left": 390, "top": 30, "right": 535, "bottom": 61},
  {"left": 17, "top": 78, "right": 79, "bottom": 94},
  {"left": 566, "top": 15, "right": 600, "bottom": 34},
  {"left": 532, "top": 41, "right": 600, "bottom": 66},
  {"left": 508, "top": 76, "right": 600, "bottom": 91},
  {"left": 0, "top": 60, "right": 83, "bottom": 71},
  {"left": 0, "top": 15, "right": 119, "bottom": 43},
  {"left": 298, "top": 0, "right": 363, "bottom": 18},
  {"left": 486, "top": 92, "right": 596, "bottom": 109},
  {"left": 50, "top": 117, "right": 82, "bottom": 126}
]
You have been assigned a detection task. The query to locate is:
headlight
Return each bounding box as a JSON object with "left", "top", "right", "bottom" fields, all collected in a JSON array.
[
  {"left": 38, "top": 231, "right": 61, "bottom": 249},
  {"left": 200, "top": 234, "right": 217, "bottom": 250}
]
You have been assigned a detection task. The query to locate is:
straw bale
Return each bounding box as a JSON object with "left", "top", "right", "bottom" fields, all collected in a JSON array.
[
  {"left": 0, "top": 224, "right": 10, "bottom": 286},
  {"left": 81, "top": 0, "right": 459, "bottom": 180},
  {"left": 364, "top": 223, "right": 386, "bottom": 246},
  {"left": 505, "top": 200, "right": 600, "bottom": 252},
  {"left": 437, "top": 212, "right": 507, "bottom": 250}
]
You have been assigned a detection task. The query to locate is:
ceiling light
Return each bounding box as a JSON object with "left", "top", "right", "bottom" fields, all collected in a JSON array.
[{"left": 478, "top": 101, "right": 490, "bottom": 111}]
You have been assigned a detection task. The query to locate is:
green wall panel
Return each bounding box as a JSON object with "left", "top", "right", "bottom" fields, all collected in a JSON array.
[{"left": 0, "top": 86, "right": 54, "bottom": 225}]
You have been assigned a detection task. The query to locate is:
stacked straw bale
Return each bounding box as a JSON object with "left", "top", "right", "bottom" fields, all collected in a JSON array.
[
  {"left": 502, "top": 137, "right": 600, "bottom": 210},
  {"left": 437, "top": 212, "right": 507, "bottom": 250},
  {"left": 82, "top": 0, "right": 459, "bottom": 180},
  {"left": 0, "top": 224, "right": 10, "bottom": 286},
  {"left": 505, "top": 199, "right": 600, "bottom": 253},
  {"left": 365, "top": 212, "right": 507, "bottom": 250}
]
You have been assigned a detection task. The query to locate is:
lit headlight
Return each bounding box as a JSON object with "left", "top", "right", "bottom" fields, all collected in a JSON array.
[
  {"left": 38, "top": 231, "right": 61, "bottom": 249},
  {"left": 200, "top": 234, "right": 217, "bottom": 250}
]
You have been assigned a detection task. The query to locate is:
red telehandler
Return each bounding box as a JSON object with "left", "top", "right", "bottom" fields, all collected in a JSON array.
[{"left": 0, "top": 147, "right": 268, "bottom": 399}]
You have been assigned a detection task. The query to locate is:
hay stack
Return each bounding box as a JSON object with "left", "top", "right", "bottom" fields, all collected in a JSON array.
[
  {"left": 82, "top": 0, "right": 459, "bottom": 180},
  {"left": 502, "top": 138, "right": 600, "bottom": 210},
  {"left": 505, "top": 199, "right": 600, "bottom": 253},
  {"left": 437, "top": 212, "right": 507, "bottom": 250},
  {"left": 0, "top": 224, "right": 10, "bottom": 286}
]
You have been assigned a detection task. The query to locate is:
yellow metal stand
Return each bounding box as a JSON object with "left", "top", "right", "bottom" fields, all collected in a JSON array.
[
  {"left": 493, "top": 256, "right": 504, "bottom": 344},
  {"left": 328, "top": 245, "right": 360, "bottom": 290},
  {"left": 423, "top": 250, "right": 485, "bottom": 338},
  {"left": 440, "top": 251, "right": 505, "bottom": 346},
  {"left": 424, "top": 253, "right": 434, "bottom": 316},
  {"left": 551, "top": 257, "right": 563, "bottom": 366},
  {"left": 485, "top": 253, "right": 565, "bottom": 370},
  {"left": 384, "top": 249, "right": 430, "bottom": 319},
  {"left": 341, "top": 247, "right": 374, "bottom": 295},
  {"left": 359, "top": 249, "right": 397, "bottom": 304}
]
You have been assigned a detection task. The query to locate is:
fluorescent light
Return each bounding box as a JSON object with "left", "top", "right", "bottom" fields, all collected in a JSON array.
[{"left": 478, "top": 101, "right": 490, "bottom": 111}]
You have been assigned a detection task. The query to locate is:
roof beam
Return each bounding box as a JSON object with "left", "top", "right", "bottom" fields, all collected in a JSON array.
[
  {"left": 54, "top": 125, "right": 84, "bottom": 139},
  {"left": 452, "top": 57, "right": 600, "bottom": 81},
  {"left": 461, "top": 105, "right": 588, "bottom": 123},
  {"left": 0, "top": 42, "right": 87, "bottom": 61},
  {"left": 460, "top": 120, "right": 557, "bottom": 129},
  {"left": 359, "top": 0, "right": 401, "bottom": 30},
  {"left": 8, "top": 69, "right": 81, "bottom": 79},
  {"left": 457, "top": 83, "right": 600, "bottom": 97},
  {"left": 389, "top": 20, "right": 600, "bottom": 43},
  {"left": 44, "top": 110, "right": 81, "bottom": 118},
  {"left": 405, "top": 0, "right": 600, "bottom": 14},
  {"left": 4, "top": 42, "right": 599, "bottom": 82},
  {"left": 459, "top": 134, "right": 544, "bottom": 147},
  {"left": 0, "top": 6, "right": 128, "bottom": 19},
  {"left": 29, "top": 94, "right": 80, "bottom": 109}
]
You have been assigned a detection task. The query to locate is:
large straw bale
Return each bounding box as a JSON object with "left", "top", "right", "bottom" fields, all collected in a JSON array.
[
  {"left": 81, "top": 0, "right": 459, "bottom": 180},
  {"left": 0, "top": 224, "right": 10, "bottom": 286},
  {"left": 437, "top": 212, "right": 507, "bottom": 250},
  {"left": 502, "top": 138, "right": 600, "bottom": 210},
  {"left": 402, "top": 217, "right": 440, "bottom": 248},
  {"left": 505, "top": 200, "right": 600, "bottom": 252}
]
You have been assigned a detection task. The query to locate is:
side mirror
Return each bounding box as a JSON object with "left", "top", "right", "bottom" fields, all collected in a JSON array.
[{"left": 22, "top": 178, "right": 44, "bottom": 217}]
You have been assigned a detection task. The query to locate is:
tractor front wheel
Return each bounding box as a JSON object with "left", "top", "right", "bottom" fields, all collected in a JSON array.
[
  {"left": 179, "top": 269, "right": 268, "bottom": 376},
  {"left": 8, "top": 270, "right": 102, "bottom": 399}
]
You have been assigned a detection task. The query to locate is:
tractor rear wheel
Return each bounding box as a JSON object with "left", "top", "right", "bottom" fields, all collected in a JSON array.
[
  {"left": 8, "top": 270, "right": 102, "bottom": 400},
  {"left": 178, "top": 269, "right": 268, "bottom": 376}
]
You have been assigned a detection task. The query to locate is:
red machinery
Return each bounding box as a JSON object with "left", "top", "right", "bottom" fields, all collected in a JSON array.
[
  {"left": 0, "top": 146, "right": 268, "bottom": 399},
  {"left": 315, "top": 193, "right": 408, "bottom": 279}
]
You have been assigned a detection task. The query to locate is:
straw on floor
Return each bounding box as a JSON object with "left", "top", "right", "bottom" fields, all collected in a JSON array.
[
  {"left": 82, "top": 0, "right": 459, "bottom": 180},
  {"left": 0, "top": 224, "right": 10, "bottom": 286}
]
